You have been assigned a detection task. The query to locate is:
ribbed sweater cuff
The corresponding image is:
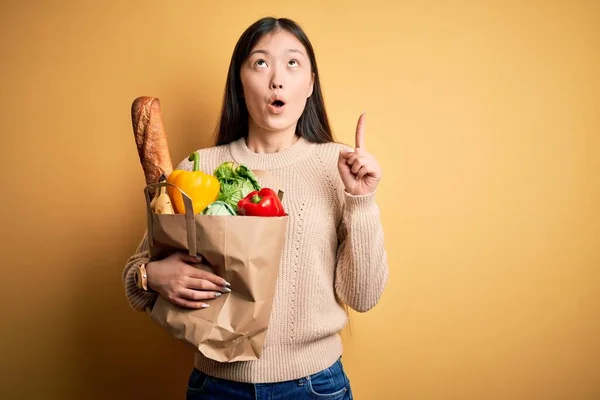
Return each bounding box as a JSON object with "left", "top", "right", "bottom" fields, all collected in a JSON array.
[
  {"left": 343, "top": 190, "right": 378, "bottom": 215},
  {"left": 124, "top": 261, "right": 158, "bottom": 312}
]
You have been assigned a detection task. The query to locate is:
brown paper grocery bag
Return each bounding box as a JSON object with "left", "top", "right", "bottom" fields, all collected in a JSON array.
[{"left": 143, "top": 181, "right": 288, "bottom": 363}]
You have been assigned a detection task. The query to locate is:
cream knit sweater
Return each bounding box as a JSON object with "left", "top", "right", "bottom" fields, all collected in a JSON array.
[{"left": 122, "top": 135, "right": 388, "bottom": 383}]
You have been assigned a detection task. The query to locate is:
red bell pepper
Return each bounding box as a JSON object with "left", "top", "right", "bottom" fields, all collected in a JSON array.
[{"left": 237, "top": 188, "right": 286, "bottom": 217}]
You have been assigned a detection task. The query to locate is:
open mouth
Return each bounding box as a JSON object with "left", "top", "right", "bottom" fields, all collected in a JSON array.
[{"left": 271, "top": 100, "right": 286, "bottom": 108}]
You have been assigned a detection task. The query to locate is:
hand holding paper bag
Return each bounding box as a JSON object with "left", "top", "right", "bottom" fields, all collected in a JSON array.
[
  {"left": 146, "top": 252, "right": 231, "bottom": 309},
  {"left": 144, "top": 180, "right": 288, "bottom": 363},
  {"left": 131, "top": 96, "right": 288, "bottom": 363}
]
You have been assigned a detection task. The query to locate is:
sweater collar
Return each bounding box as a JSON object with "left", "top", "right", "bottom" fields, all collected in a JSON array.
[{"left": 228, "top": 135, "right": 316, "bottom": 170}]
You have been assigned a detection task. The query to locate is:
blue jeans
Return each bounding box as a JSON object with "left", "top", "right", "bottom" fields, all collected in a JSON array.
[{"left": 186, "top": 358, "right": 353, "bottom": 400}]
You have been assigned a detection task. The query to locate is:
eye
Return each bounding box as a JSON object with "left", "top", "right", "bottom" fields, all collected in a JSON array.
[
  {"left": 254, "top": 59, "right": 268, "bottom": 68},
  {"left": 288, "top": 59, "right": 299, "bottom": 67}
]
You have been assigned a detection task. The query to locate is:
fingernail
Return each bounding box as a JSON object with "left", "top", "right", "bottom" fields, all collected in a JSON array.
[
  {"left": 214, "top": 292, "right": 222, "bottom": 298},
  {"left": 224, "top": 281, "right": 231, "bottom": 287},
  {"left": 221, "top": 286, "right": 232, "bottom": 293},
  {"left": 201, "top": 303, "right": 210, "bottom": 308}
]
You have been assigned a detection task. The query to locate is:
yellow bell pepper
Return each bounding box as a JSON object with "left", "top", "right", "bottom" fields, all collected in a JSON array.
[{"left": 167, "top": 152, "right": 220, "bottom": 214}]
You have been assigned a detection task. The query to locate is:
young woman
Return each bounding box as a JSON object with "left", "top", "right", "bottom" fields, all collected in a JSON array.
[{"left": 123, "top": 17, "right": 388, "bottom": 400}]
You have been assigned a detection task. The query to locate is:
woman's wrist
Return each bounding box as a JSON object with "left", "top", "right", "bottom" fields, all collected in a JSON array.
[{"left": 145, "top": 261, "right": 158, "bottom": 291}]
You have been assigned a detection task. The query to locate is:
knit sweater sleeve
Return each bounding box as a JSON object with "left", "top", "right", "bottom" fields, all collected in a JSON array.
[
  {"left": 122, "top": 155, "right": 195, "bottom": 313},
  {"left": 122, "top": 231, "right": 158, "bottom": 313},
  {"left": 334, "top": 190, "right": 389, "bottom": 312}
]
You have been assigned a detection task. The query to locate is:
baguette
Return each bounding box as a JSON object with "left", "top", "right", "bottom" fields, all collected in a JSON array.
[{"left": 131, "top": 97, "right": 173, "bottom": 188}]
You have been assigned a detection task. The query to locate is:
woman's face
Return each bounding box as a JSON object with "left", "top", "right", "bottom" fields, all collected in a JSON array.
[{"left": 240, "top": 29, "right": 314, "bottom": 135}]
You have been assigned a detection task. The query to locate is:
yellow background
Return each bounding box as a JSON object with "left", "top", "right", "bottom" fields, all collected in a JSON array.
[{"left": 1, "top": 1, "right": 598, "bottom": 399}]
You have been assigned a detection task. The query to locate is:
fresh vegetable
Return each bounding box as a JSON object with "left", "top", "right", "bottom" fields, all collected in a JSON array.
[
  {"left": 237, "top": 188, "right": 286, "bottom": 217},
  {"left": 167, "top": 152, "right": 220, "bottom": 214},
  {"left": 201, "top": 200, "right": 236, "bottom": 216},
  {"left": 150, "top": 175, "right": 174, "bottom": 214},
  {"left": 150, "top": 185, "right": 175, "bottom": 214},
  {"left": 213, "top": 162, "right": 261, "bottom": 210}
]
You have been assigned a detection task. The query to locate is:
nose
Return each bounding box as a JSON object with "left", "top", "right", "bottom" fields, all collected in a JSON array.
[{"left": 270, "top": 68, "right": 283, "bottom": 89}]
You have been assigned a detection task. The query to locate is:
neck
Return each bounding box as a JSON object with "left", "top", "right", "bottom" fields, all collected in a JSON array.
[{"left": 246, "top": 121, "right": 299, "bottom": 154}]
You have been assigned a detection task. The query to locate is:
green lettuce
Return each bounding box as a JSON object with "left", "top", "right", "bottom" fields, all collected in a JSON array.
[
  {"left": 213, "top": 162, "right": 261, "bottom": 211},
  {"left": 201, "top": 200, "right": 236, "bottom": 216}
]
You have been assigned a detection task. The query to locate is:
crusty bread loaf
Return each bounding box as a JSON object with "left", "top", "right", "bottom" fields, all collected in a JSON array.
[{"left": 131, "top": 97, "right": 173, "bottom": 187}]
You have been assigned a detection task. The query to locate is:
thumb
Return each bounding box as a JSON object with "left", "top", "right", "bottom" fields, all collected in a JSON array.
[
  {"left": 179, "top": 252, "right": 203, "bottom": 264},
  {"left": 338, "top": 149, "right": 354, "bottom": 160},
  {"left": 338, "top": 150, "right": 351, "bottom": 168}
]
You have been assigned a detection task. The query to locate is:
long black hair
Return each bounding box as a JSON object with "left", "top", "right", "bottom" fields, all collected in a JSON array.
[{"left": 213, "top": 17, "right": 334, "bottom": 146}]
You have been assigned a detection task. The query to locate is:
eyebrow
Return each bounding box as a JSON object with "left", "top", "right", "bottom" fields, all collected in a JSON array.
[{"left": 249, "top": 49, "right": 305, "bottom": 57}]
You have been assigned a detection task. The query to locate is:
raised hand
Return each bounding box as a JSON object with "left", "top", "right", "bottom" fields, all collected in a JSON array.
[{"left": 337, "top": 113, "right": 382, "bottom": 196}]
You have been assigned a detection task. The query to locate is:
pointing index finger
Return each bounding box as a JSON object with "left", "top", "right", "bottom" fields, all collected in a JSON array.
[{"left": 355, "top": 112, "right": 366, "bottom": 149}]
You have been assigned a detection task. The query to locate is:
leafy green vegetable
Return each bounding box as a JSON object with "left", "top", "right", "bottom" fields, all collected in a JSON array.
[
  {"left": 213, "top": 162, "right": 236, "bottom": 181},
  {"left": 213, "top": 162, "right": 261, "bottom": 211},
  {"left": 201, "top": 201, "right": 236, "bottom": 216}
]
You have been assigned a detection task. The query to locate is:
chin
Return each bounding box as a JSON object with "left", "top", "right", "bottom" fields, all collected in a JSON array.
[{"left": 262, "top": 117, "right": 298, "bottom": 133}]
